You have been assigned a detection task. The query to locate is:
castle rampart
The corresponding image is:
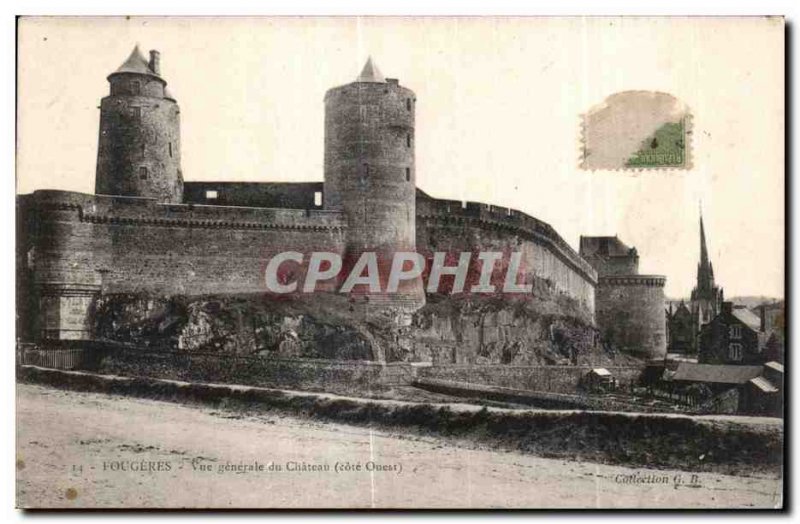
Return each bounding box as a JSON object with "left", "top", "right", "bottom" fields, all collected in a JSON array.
[{"left": 21, "top": 190, "right": 347, "bottom": 315}]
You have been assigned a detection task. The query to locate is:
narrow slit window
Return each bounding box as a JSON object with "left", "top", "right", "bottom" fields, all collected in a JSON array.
[
  {"left": 206, "top": 190, "right": 218, "bottom": 200},
  {"left": 360, "top": 163, "right": 369, "bottom": 186},
  {"left": 168, "top": 142, "right": 173, "bottom": 158},
  {"left": 314, "top": 191, "right": 322, "bottom": 207},
  {"left": 406, "top": 134, "right": 411, "bottom": 147},
  {"left": 406, "top": 98, "right": 411, "bottom": 111},
  {"left": 139, "top": 166, "right": 148, "bottom": 180},
  {"left": 405, "top": 167, "right": 411, "bottom": 182}
]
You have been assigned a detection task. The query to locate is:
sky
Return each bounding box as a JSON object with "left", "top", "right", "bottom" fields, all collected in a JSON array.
[{"left": 16, "top": 16, "right": 784, "bottom": 299}]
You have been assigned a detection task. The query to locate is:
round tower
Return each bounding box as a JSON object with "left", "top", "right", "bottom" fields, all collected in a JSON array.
[
  {"left": 324, "top": 58, "right": 424, "bottom": 311},
  {"left": 95, "top": 46, "right": 183, "bottom": 203}
]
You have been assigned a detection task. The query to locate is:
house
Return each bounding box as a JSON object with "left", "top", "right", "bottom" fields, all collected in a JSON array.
[
  {"left": 756, "top": 301, "right": 785, "bottom": 363},
  {"left": 666, "top": 301, "right": 695, "bottom": 355},
  {"left": 581, "top": 368, "right": 615, "bottom": 392},
  {"left": 698, "top": 302, "right": 767, "bottom": 365},
  {"left": 667, "top": 362, "right": 782, "bottom": 416}
]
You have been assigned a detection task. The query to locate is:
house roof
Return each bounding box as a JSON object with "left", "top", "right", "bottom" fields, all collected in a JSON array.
[
  {"left": 672, "top": 363, "right": 763, "bottom": 385},
  {"left": 765, "top": 361, "right": 784, "bottom": 374},
  {"left": 579, "top": 235, "right": 635, "bottom": 258},
  {"left": 749, "top": 376, "right": 779, "bottom": 393},
  {"left": 732, "top": 308, "right": 761, "bottom": 331},
  {"left": 591, "top": 368, "right": 611, "bottom": 376},
  {"left": 673, "top": 302, "right": 692, "bottom": 317}
]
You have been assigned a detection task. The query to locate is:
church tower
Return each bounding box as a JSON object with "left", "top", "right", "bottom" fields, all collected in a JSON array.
[
  {"left": 323, "top": 58, "right": 424, "bottom": 312},
  {"left": 95, "top": 46, "right": 183, "bottom": 203},
  {"left": 690, "top": 212, "right": 724, "bottom": 343}
]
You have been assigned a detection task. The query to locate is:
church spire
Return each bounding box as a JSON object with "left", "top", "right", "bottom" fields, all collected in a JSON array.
[
  {"left": 696, "top": 208, "right": 715, "bottom": 295},
  {"left": 699, "top": 210, "right": 709, "bottom": 269}
]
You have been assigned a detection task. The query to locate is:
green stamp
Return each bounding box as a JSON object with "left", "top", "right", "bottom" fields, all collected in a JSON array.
[
  {"left": 625, "top": 119, "right": 686, "bottom": 168},
  {"left": 581, "top": 91, "right": 691, "bottom": 171}
]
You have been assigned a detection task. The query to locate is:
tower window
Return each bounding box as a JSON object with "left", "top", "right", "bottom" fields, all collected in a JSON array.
[
  {"left": 314, "top": 191, "right": 322, "bottom": 207},
  {"left": 206, "top": 190, "right": 218, "bottom": 200},
  {"left": 131, "top": 81, "right": 141, "bottom": 95},
  {"left": 406, "top": 98, "right": 411, "bottom": 111},
  {"left": 405, "top": 167, "right": 411, "bottom": 182},
  {"left": 132, "top": 107, "right": 142, "bottom": 120},
  {"left": 141, "top": 143, "right": 146, "bottom": 155},
  {"left": 139, "top": 166, "right": 148, "bottom": 180}
]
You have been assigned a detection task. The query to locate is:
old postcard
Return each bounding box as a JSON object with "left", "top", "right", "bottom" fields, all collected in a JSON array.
[{"left": 15, "top": 16, "right": 784, "bottom": 509}]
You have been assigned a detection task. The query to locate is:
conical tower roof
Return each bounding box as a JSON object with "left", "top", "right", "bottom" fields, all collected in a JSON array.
[
  {"left": 109, "top": 45, "right": 162, "bottom": 81},
  {"left": 356, "top": 57, "right": 385, "bottom": 83}
]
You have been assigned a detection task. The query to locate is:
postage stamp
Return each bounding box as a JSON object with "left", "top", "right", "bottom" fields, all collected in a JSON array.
[
  {"left": 14, "top": 16, "right": 784, "bottom": 510},
  {"left": 581, "top": 91, "right": 691, "bottom": 171}
]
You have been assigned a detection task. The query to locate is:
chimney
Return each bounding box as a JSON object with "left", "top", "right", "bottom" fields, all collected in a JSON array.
[
  {"left": 721, "top": 301, "right": 732, "bottom": 316},
  {"left": 149, "top": 50, "right": 161, "bottom": 75},
  {"left": 759, "top": 305, "right": 766, "bottom": 332}
]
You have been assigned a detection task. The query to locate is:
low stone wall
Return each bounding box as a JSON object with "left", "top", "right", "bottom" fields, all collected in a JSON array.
[
  {"left": 415, "top": 364, "right": 645, "bottom": 395},
  {"left": 414, "top": 378, "right": 676, "bottom": 413},
  {"left": 96, "top": 348, "right": 412, "bottom": 395},
  {"left": 18, "top": 343, "right": 644, "bottom": 398}
]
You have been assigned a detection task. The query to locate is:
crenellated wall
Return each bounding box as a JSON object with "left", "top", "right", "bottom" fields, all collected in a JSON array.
[
  {"left": 19, "top": 187, "right": 599, "bottom": 340},
  {"left": 416, "top": 196, "right": 596, "bottom": 317}
]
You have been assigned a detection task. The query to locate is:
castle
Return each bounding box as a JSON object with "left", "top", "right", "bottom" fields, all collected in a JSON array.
[{"left": 16, "top": 47, "right": 667, "bottom": 360}]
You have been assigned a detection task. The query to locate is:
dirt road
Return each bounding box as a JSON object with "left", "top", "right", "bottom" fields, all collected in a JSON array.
[{"left": 16, "top": 384, "right": 782, "bottom": 509}]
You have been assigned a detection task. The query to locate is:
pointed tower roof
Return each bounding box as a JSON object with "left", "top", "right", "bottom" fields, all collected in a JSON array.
[
  {"left": 356, "top": 57, "right": 385, "bottom": 83},
  {"left": 114, "top": 45, "right": 152, "bottom": 75},
  {"left": 699, "top": 212, "right": 708, "bottom": 264},
  {"left": 109, "top": 45, "right": 162, "bottom": 81}
]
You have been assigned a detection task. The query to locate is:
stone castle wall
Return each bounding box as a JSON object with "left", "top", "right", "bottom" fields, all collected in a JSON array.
[
  {"left": 416, "top": 197, "right": 596, "bottom": 316},
  {"left": 23, "top": 190, "right": 346, "bottom": 303},
  {"left": 19, "top": 187, "right": 599, "bottom": 340}
]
